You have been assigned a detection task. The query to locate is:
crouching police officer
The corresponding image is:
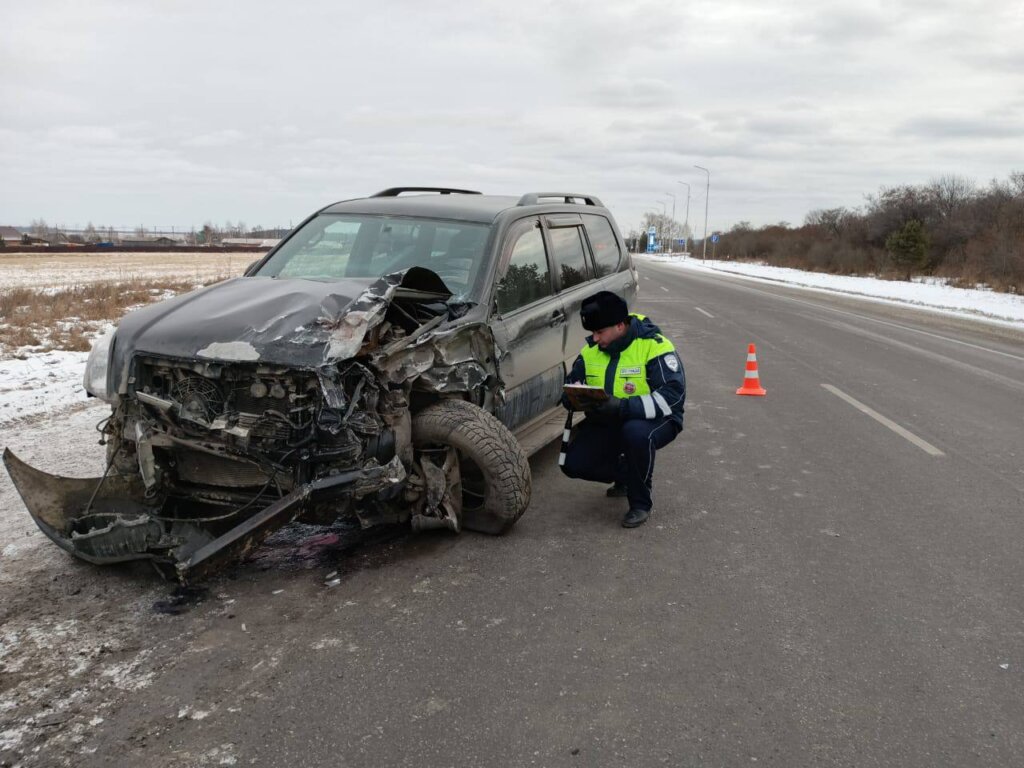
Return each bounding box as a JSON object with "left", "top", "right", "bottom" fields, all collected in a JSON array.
[{"left": 560, "top": 291, "right": 685, "bottom": 528}]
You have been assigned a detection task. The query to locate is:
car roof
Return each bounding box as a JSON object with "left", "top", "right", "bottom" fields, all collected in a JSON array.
[
  {"left": 320, "top": 194, "right": 522, "bottom": 224},
  {"left": 320, "top": 191, "right": 613, "bottom": 225}
]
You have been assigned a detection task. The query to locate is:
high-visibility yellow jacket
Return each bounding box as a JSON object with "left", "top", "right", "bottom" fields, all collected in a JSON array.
[{"left": 566, "top": 314, "right": 685, "bottom": 426}]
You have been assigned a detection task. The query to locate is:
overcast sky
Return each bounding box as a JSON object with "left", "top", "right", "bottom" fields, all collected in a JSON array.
[{"left": 2, "top": 0, "right": 1022, "bottom": 235}]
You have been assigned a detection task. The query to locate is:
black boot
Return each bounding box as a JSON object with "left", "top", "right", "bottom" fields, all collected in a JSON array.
[
  {"left": 622, "top": 508, "right": 650, "bottom": 528},
  {"left": 606, "top": 481, "right": 628, "bottom": 498}
]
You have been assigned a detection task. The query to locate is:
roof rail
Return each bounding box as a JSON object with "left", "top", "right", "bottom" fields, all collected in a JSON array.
[
  {"left": 371, "top": 187, "right": 482, "bottom": 197},
  {"left": 516, "top": 193, "right": 604, "bottom": 207}
]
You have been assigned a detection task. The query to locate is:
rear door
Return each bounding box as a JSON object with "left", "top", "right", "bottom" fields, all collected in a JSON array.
[
  {"left": 580, "top": 213, "right": 636, "bottom": 306},
  {"left": 542, "top": 214, "right": 594, "bottom": 367},
  {"left": 551, "top": 212, "right": 639, "bottom": 363},
  {"left": 488, "top": 217, "right": 567, "bottom": 430}
]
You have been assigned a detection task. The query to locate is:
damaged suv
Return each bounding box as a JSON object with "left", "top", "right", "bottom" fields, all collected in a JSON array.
[{"left": 4, "top": 187, "right": 638, "bottom": 582}]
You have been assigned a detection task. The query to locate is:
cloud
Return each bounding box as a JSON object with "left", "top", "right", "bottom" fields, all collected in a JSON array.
[
  {"left": 0, "top": 0, "right": 1022, "bottom": 229},
  {"left": 589, "top": 78, "right": 677, "bottom": 108},
  {"left": 182, "top": 129, "right": 248, "bottom": 148},
  {"left": 899, "top": 114, "right": 1024, "bottom": 140}
]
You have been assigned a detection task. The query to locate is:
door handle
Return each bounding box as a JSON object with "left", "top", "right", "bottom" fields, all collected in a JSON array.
[{"left": 549, "top": 310, "right": 566, "bottom": 327}]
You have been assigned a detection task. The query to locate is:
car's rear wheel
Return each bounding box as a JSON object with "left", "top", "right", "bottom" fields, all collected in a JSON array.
[{"left": 411, "top": 399, "right": 531, "bottom": 534}]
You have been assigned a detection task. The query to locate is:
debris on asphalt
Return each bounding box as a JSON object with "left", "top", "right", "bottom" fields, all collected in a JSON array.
[
  {"left": 35, "top": 712, "right": 68, "bottom": 728},
  {"left": 152, "top": 586, "right": 208, "bottom": 615}
]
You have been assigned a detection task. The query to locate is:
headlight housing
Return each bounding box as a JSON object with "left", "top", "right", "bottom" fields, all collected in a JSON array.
[{"left": 83, "top": 326, "right": 117, "bottom": 403}]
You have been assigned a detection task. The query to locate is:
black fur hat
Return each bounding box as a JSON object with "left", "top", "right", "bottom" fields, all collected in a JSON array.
[{"left": 580, "top": 290, "right": 629, "bottom": 331}]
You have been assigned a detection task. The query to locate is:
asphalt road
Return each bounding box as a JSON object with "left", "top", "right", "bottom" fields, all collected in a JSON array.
[{"left": 23, "top": 262, "right": 1024, "bottom": 767}]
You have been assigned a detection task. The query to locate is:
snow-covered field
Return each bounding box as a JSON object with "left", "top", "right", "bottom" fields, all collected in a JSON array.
[
  {"left": 0, "top": 251, "right": 252, "bottom": 420},
  {"left": 641, "top": 254, "right": 1024, "bottom": 328},
  {"left": 0, "top": 250, "right": 250, "bottom": 289}
]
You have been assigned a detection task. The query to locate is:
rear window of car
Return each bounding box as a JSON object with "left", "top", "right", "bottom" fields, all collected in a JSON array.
[
  {"left": 582, "top": 215, "right": 622, "bottom": 277},
  {"left": 256, "top": 214, "right": 490, "bottom": 299},
  {"left": 548, "top": 227, "right": 591, "bottom": 290}
]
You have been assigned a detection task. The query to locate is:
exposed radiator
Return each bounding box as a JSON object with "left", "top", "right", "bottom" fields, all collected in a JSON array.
[{"left": 174, "top": 449, "right": 272, "bottom": 488}]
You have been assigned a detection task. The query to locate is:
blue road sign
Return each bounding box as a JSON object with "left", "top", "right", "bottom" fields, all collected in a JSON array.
[
  {"left": 647, "top": 226, "right": 657, "bottom": 235},
  {"left": 711, "top": 233, "right": 720, "bottom": 243}
]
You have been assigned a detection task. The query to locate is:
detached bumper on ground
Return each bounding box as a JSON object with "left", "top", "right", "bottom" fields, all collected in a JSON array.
[{"left": 2, "top": 448, "right": 405, "bottom": 583}]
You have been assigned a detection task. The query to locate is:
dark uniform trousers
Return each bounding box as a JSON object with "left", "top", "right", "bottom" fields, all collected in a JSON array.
[{"left": 562, "top": 415, "right": 680, "bottom": 512}]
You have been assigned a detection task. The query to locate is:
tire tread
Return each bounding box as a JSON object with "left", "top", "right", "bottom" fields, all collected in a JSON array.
[{"left": 412, "top": 400, "right": 531, "bottom": 534}]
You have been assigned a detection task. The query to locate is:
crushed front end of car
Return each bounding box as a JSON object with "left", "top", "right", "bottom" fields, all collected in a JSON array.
[{"left": 3, "top": 266, "right": 517, "bottom": 583}]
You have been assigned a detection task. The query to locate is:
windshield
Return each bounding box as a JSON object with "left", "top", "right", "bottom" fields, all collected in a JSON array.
[{"left": 255, "top": 213, "right": 490, "bottom": 300}]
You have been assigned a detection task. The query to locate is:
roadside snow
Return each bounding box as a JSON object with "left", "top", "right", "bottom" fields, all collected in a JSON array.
[
  {"left": 0, "top": 351, "right": 90, "bottom": 426},
  {"left": 640, "top": 255, "right": 1024, "bottom": 328}
]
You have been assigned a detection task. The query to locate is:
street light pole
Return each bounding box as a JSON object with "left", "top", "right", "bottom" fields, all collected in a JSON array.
[
  {"left": 694, "top": 165, "right": 710, "bottom": 262},
  {"left": 664, "top": 192, "right": 676, "bottom": 253},
  {"left": 655, "top": 201, "right": 666, "bottom": 252},
  {"left": 676, "top": 181, "right": 690, "bottom": 249}
]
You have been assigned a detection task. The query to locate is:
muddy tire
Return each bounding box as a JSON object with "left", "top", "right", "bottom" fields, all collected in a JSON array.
[{"left": 412, "top": 399, "right": 531, "bottom": 535}]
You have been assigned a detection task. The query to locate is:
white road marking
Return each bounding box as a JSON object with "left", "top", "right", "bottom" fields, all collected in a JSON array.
[
  {"left": 695, "top": 307, "right": 714, "bottom": 318},
  {"left": 809, "top": 303, "right": 1024, "bottom": 362},
  {"left": 660, "top": 286, "right": 669, "bottom": 292},
  {"left": 827, "top": 319, "right": 1024, "bottom": 393},
  {"left": 643, "top": 276, "right": 651, "bottom": 281},
  {"left": 821, "top": 384, "right": 945, "bottom": 456}
]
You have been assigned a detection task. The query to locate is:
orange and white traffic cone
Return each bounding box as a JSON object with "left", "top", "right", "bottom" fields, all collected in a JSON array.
[{"left": 736, "top": 343, "right": 767, "bottom": 396}]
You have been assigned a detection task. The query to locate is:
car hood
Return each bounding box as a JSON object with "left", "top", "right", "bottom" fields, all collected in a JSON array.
[{"left": 110, "top": 269, "right": 453, "bottom": 386}]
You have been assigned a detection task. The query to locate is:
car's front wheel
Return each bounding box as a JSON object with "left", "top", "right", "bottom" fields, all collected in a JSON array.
[{"left": 411, "top": 399, "right": 531, "bottom": 534}]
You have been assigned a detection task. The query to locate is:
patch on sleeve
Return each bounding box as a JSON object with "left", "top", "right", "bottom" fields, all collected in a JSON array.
[{"left": 665, "top": 354, "right": 679, "bottom": 372}]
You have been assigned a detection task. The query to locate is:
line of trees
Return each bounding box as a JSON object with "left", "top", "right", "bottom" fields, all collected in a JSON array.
[{"left": 715, "top": 172, "right": 1024, "bottom": 293}]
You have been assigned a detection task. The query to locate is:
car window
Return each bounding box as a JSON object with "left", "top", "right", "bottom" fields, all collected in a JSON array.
[
  {"left": 582, "top": 215, "right": 622, "bottom": 277},
  {"left": 548, "top": 226, "right": 591, "bottom": 290},
  {"left": 257, "top": 214, "right": 489, "bottom": 299},
  {"left": 274, "top": 219, "right": 360, "bottom": 279},
  {"left": 427, "top": 223, "right": 487, "bottom": 291},
  {"left": 367, "top": 220, "right": 420, "bottom": 273},
  {"left": 495, "top": 226, "right": 552, "bottom": 313}
]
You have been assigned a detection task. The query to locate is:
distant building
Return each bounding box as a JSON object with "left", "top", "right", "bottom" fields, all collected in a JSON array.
[
  {"left": 0, "top": 226, "right": 24, "bottom": 246},
  {"left": 222, "top": 237, "right": 281, "bottom": 248},
  {"left": 1, "top": 227, "right": 48, "bottom": 246},
  {"left": 120, "top": 234, "right": 188, "bottom": 247},
  {"left": 53, "top": 231, "right": 86, "bottom": 245}
]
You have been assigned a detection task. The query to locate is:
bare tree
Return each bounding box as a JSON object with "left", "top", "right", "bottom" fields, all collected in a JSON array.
[
  {"left": 926, "top": 175, "right": 975, "bottom": 219},
  {"left": 804, "top": 207, "right": 851, "bottom": 237}
]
